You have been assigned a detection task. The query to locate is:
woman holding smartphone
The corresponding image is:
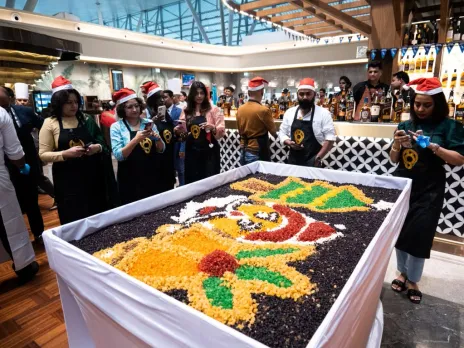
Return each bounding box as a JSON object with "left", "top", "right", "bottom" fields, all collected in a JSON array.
[
  {"left": 177, "top": 81, "right": 225, "bottom": 184},
  {"left": 389, "top": 78, "right": 464, "bottom": 304},
  {"left": 145, "top": 82, "right": 176, "bottom": 193},
  {"left": 110, "top": 88, "right": 165, "bottom": 205},
  {"left": 39, "top": 76, "right": 117, "bottom": 224}
]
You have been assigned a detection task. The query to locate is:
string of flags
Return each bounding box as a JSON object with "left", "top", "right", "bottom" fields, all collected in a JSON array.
[{"left": 370, "top": 42, "right": 464, "bottom": 61}]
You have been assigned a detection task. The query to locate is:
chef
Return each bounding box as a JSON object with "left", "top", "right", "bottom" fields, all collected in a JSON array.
[
  {"left": 0, "top": 106, "right": 39, "bottom": 282},
  {"left": 278, "top": 78, "right": 336, "bottom": 167},
  {"left": 14, "top": 83, "right": 30, "bottom": 106}
]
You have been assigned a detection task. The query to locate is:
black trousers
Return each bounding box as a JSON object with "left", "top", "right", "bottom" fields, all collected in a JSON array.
[{"left": 38, "top": 164, "right": 55, "bottom": 198}]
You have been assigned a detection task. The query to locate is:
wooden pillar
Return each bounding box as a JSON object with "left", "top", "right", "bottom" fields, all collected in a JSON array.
[
  {"left": 433, "top": 0, "right": 451, "bottom": 77},
  {"left": 369, "top": 0, "right": 407, "bottom": 84}
]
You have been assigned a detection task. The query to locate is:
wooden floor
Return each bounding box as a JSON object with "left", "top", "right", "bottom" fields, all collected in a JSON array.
[{"left": 0, "top": 195, "right": 67, "bottom": 348}]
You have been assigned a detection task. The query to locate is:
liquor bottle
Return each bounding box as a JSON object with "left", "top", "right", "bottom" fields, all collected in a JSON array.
[
  {"left": 416, "top": 25, "right": 423, "bottom": 45},
  {"left": 404, "top": 55, "right": 410, "bottom": 72},
  {"left": 453, "top": 18, "right": 460, "bottom": 41},
  {"left": 401, "top": 94, "right": 411, "bottom": 122},
  {"left": 427, "top": 51, "right": 434, "bottom": 73},
  {"left": 451, "top": 69, "right": 457, "bottom": 88},
  {"left": 223, "top": 101, "right": 231, "bottom": 117},
  {"left": 329, "top": 97, "right": 338, "bottom": 121},
  {"left": 460, "top": 70, "right": 464, "bottom": 87},
  {"left": 379, "top": 88, "right": 386, "bottom": 118},
  {"left": 432, "top": 20, "right": 439, "bottom": 43},
  {"left": 360, "top": 97, "right": 371, "bottom": 122},
  {"left": 337, "top": 90, "right": 346, "bottom": 122},
  {"left": 455, "top": 93, "right": 464, "bottom": 123},
  {"left": 421, "top": 53, "right": 428, "bottom": 73},
  {"left": 402, "top": 27, "right": 410, "bottom": 46},
  {"left": 460, "top": 17, "right": 464, "bottom": 41},
  {"left": 441, "top": 70, "right": 448, "bottom": 88},
  {"left": 393, "top": 93, "right": 404, "bottom": 123},
  {"left": 382, "top": 88, "right": 393, "bottom": 123},
  {"left": 409, "top": 55, "right": 415, "bottom": 74},
  {"left": 370, "top": 94, "right": 381, "bottom": 122},
  {"left": 270, "top": 101, "right": 279, "bottom": 119},
  {"left": 322, "top": 97, "right": 330, "bottom": 111},
  {"left": 346, "top": 90, "right": 354, "bottom": 122},
  {"left": 410, "top": 24, "right": 418, "bottom": 45},
  {"left": 423, "top": 23, "right": 431, "bottom": 44},
  {"left": 448, "top": 89, "right": 456, "bottom": 119},
  {"left": 415, "top": 53, "right": 422, "bottom": 72},
  {"left": 230, "top": 99, "right": 237, "bottom": 118},
  {"left": 446, "top": 20, "right": 454, "bottom": 43}
]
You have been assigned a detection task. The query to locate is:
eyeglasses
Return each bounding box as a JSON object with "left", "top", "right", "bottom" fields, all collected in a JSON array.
[{"left": 125, "top": 104, "right": 141, "bottom": 110}]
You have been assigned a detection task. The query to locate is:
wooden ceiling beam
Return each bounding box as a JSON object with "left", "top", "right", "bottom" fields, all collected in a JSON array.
[
  {"left": 270, "top": 10, "right": 307, "bottom": 22},
  {"left": 241, "top": 0, "right": 288, "bottom": 11},
  {"left": 256, "top": 4, "right": 297, "bottom": 17}
]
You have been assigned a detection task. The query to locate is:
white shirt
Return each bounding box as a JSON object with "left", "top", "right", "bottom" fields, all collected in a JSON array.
[
  {"left": 176, "top": 101, "right": 187, "bottom": 110},
  {"left": 0, "top": 107, "right": 24, "bottom": 167},
  {"left": 278, "top": 105, "right": 336, "bottom": 146}
]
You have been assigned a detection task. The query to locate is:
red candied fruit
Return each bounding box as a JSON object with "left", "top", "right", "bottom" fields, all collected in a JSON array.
[
  {"left": 298, "top": 222, "right": 336, "bottom": 242},
  {"left": 199, "top": 206, "right": 216, "bottom": 215},
  {"left": 198, "top": 250, "right": 239, "bottom": 277},
  {"left": 230, "top": 211, "right": 243, "bottom": 216}
]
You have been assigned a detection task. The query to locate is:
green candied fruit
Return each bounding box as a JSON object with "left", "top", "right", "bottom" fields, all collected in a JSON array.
[
  {"left": 286, "top": 185, "right": 330, "bottom": 204},
  {"left": 317, "top": 189, "right": 366, "bottom": 210},
  {"left": 261, "top": 181, "right": 305, "bottom": 200},
  {"left": 203, "top": 277, "right": 234, "bottom": 309}
]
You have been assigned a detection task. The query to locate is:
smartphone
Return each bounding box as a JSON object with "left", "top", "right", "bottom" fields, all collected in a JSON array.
[
  {"left": 145, "top": 120, "right": 153, "bottom": 131},
  {"left": 158, "top": 105, "right": 166, "bottom": 120},
  {"left": 84, "top": 142, "right": 93, "bottom": 149}
]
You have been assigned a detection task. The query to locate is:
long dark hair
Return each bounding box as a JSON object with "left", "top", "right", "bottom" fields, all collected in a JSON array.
[
  {"left": 116, "top": 97, "right": 145, "bottom": 119},
  {"left": 184, "top": 81, "right": 211, "bottom": 123},
  {"left": 51, "top": 89, "right": 84, "bottom": 122},
  {"left": 410, "top": 92, "right": 448, "bottom": 125},
  {"left": 339, "top": 76, "right": 352, "bottom": 89}
]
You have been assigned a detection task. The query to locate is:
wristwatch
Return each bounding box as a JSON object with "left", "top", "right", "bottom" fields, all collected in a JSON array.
[{"left": 315, "top": 156, "right": 322, "bottom": 166}]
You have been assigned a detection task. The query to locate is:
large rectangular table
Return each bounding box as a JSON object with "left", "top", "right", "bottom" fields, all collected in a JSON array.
[{"left": 43, "top": 162, "right": 411, "bottom": 348}]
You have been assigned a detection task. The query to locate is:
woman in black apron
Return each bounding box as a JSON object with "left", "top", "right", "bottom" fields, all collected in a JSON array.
[
  {"left": 111, "top": 88, "right": 165, "bottom": 205},
  {"left": 177, "top": 81, "right": 224, "bottom": 184},
  {"left": 39, "top": 79, "right": 117, "bottom": 224},
  {"left": 146, "top": 87, "right": 176, "bottom": 194},
  {"left": 389, "top": 78, "right": 464, "bottom": 304}
]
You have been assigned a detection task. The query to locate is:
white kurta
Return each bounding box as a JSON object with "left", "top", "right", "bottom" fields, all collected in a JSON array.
[{"left": 0, "top": 106, "right": 35, "bottom": 270}]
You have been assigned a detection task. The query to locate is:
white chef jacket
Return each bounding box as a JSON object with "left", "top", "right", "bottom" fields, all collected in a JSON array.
[
  {"left": 278, "top": 105, "right": 337, "bottom": 145},
  {"left": 0, "top": 106, "right": 35, "bottom": 270}
]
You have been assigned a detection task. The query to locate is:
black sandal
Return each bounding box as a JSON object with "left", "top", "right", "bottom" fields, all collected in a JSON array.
[
  {"left": 407, "top": 289, "right": 422, "bottom": 304},
  {"left": 391, "top": 278, "right": 407, "bottom": 293}
]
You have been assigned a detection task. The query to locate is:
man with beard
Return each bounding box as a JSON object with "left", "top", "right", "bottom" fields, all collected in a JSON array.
[{"left": 278, "top": 78, "right": 336, "bottom": 167}]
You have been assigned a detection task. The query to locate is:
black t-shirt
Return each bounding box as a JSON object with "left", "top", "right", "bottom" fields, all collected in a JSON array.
[{"left": 353, "top": 81, "right": 390, "bottom": 105}]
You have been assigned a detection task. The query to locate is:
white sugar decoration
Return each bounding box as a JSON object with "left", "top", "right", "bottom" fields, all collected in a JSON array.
[
  {"left": 101, "top": 250, "right": 114, "bottom": 259},
  {"left": 334, "top": 224, "right": 346, "bottom": 230},
  {"left": 371, "top": 200, "right": 395, "bottom": 211},
  {"left": 167, "top": 225, "right": 178, "bottom": 233}
]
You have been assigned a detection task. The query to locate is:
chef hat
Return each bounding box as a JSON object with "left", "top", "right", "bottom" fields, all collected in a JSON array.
[
  {"left": 168, "top": 78, "right": 182, "bottom": 95},
  {"left": 248, "top": 77, "right": 268, "bottom": 91},
  {"left": 14, "top": 83, "right": 29, "bottom": 99},
  {"left": 113, "top": 88, "right": 138, "bottom": 105},
  {"left": 51, "top": 76, "right": 73, "bottom": 95},
  {"left": 140, "top": 81, "right": 153, "bottom": 94},
  {"left": 405, "top": 77, "right": 443, "bottom": 95},
  {"left": 146, "top": 82, "right": 162, "bottom": 99},
  {"left": 297, "top": 78, "right": 316, "bottom": 91}
]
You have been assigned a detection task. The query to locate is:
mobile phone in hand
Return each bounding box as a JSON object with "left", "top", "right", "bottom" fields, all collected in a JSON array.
[
  {"left": 158, "top": 105, "right": 166, "bottom": 120},
  {"left": 84, "top": 142, "right": 93, "bottom": 150},
  {"left": 145, "top": 120, "right": 153, "bottom": 131}
]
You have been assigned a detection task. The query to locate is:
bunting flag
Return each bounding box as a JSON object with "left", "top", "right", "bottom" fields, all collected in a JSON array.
[
  {"left": 390, "top": 48, "right": 398, "bottom": 58},
  {"left": 370, "top": 49, "right": 377, "bottom": 60},
  {"left": 446, "top": 43, "right": 454, "bottom": 54},
  {"left": 380, "top": 48, "right": 387, "bottom": 59},
  {"left": 411, "top": 45, "right": 419, "bottom": 57},
  {"left": 400, "top": 47, "right": 408, "bottom": 57},
  {"left": 357, "top": 34, "right": 361, "bottom": 41},
  {"left": 348, "top": 36, "right": 353, "bottom": 43},
  {"left": 316, "top": 38, "right": 320, "bottom": 44},
  {"left": 324, "top": 39, "right": 329, "bottom": 44},
  {"left": 435, "top": 43, "right": 443, "bottom": 55},
  {"left": 339, "top": 37, "right": 344, "bottom": 43},
  {"left": 460, "top": 42, "right": 464, "bottom": 54},
  {"left": 423, "top": 45, "right": 431, "bottom": 56}
]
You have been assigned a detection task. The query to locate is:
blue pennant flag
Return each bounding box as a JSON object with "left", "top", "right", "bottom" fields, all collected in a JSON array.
[
  {"left": 348, "top": 36, "right": 353, "bottom": 43},
  {"left": 357, "top": 34, "right": 361, "bottom": 41},
  {"left": 316, "top": 38, "right": 320, "bottom": 44},
  {"left": 435, "top": 43, "right": 443, "bottom": 55},
  {"left": 370, "top": 49, "right": 377, "bottom": 60},
  {"left": 446, "top": 43, "right": 454, "bottom": 54},
  {"left": 380, "top": 48, "right": 387, "bottom": 59},
  {"left": 411, "top": 46, "right": 419, "bottom": 57},
  {"left": 423, "top": 45, "right": 431, "bottom": 56},
  {"left": 324, "top": 39, "right": 329, "bottom": 44},
  {"left": 460, "top": 42, "right": 464, "bottom": 54},
  {"left": 390, "top": 48, "right": 398, "bottom": 58},
  {"left": 339, "top": 37, "right": 344, "bottom": 43},
  {"left": 400, "top": 47, "right": 408, "bottom": 57}
]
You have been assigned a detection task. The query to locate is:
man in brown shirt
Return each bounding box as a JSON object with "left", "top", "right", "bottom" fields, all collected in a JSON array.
[{"left": 236, "top": 77, "right": 277, "bottom": 165}]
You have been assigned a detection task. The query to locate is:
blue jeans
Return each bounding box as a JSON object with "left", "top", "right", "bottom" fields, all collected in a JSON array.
[
  {"left": 240, "top": 151, "right": 260, "bottom": 165},
  {"left": 174, "top": 143, "right": 185, "bottom": 186},
  {"left": 395, "top": 248, "right": 425, "bottom": 283}
]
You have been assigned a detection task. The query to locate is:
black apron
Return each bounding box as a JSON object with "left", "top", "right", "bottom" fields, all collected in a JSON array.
[
  {"left": 117, "top": 120, "right": 159, "bottom": 205},
  {"left": 154, "top": 116, "right": 176, "bottom": 194},
  {"left": 52, "top": 117, "right": 107, "bottom": 224},
  {"left": 288, "top": 106, "right": 322, "bottom": 167},
  {"left": 393, "top": 127, "right": 446, "bottom": 259},
  {"left": 185, "top": 115, "right": 220, "bottom": 184}
]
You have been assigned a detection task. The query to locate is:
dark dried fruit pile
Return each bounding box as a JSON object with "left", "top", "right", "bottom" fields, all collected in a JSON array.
[{"left": 71, "top": 173, "right": 402, "bottom": 348}]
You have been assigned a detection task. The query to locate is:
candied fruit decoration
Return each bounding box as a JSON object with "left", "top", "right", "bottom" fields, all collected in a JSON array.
[
  {"left": 200, "top": 206, "right": 217, "bottom": 215},
  {"left": 298, "top": 222, "right": 336, "bottom": 242},
  {"left": 198, "top": 250, "right": 239, "bottom": 277}
]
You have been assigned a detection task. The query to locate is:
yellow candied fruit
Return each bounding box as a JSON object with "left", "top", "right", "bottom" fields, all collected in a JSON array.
[{"left": 171, "top": 228, "right": 229, "bottom": 255}]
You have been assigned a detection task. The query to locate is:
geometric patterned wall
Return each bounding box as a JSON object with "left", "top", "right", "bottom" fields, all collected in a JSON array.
[{"left": 219, "top": 129, "right": 464, "bottom": 238}]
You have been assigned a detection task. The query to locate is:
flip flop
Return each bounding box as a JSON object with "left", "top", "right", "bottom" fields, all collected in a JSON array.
[
  {"left": 391, "top": 278, "right": 407, "bottom": 293},
  {"left": 407, "top": 289, "right": 422, "bottom": 304}
]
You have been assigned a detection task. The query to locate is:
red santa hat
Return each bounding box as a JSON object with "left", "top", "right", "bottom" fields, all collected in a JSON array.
[
  {"left": 146, "top": 82, "right": 162, "bottom": 99},
  {"left": 140, "top": 81, "right": 154, "bottom": 94},
  {"left": 248, "top": 77, "right": 268, "bottom": 91},
  {"left": 297, "top": 78, "right": 316, "bottom": 91},
  {"left": 113, "top": 88, "right": 138, "bottom": 105},
  {"left": 51, "top": 76, "right": 73, "bottom": 95},
  {"left": 404, "top": 77, "right": 443, "bottom": 95}
]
